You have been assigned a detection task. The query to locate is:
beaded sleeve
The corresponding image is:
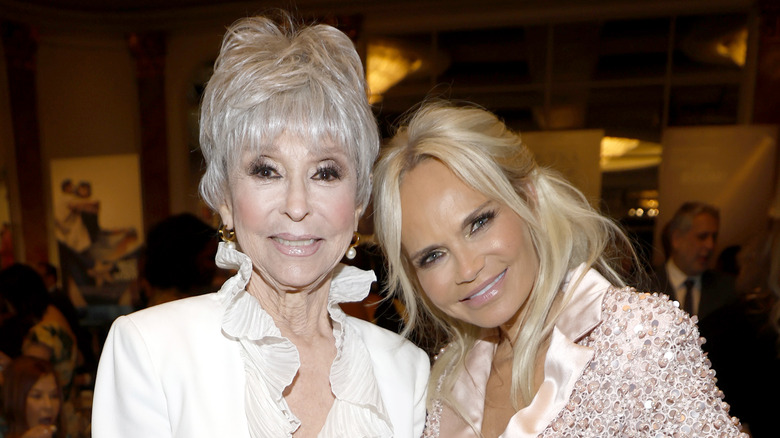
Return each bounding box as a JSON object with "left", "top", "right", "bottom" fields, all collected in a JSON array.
[
  {"left": 421, "top": 288, "right": 748, "bottom": 437},
  {"left": 539, "top": 288, "right": 748, "bottom": 437}
]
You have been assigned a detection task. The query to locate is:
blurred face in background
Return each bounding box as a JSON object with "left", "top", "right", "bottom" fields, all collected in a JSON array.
[
  {"left": 26, "top": 373, "right": 61, "bottom": 429},
  {"left": 671, "top": 213, "right": 719, "bottom": 276}
]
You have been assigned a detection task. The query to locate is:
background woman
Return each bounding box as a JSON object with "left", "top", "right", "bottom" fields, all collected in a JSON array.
[
  {"left": 1, "top": 356, "right": 64, "bottom": 438},
  {"left": 372, "top": 101, "right": 747, "bottom": 437},
  {"left": 0, "top": 265, "right": 78, "bottom": 404},
  {"left": 92, "top": 13, "right": 428, "bottom": 438}
]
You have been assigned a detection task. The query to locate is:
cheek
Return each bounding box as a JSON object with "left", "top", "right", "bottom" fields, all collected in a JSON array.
[
  {"left": 26, "top": 400, "right": 39, "bottom": 422},
  {"left": 314, "top": 190, "right": 359, "bottom": 230},
  {"left": 416, "top": 269, "right": 450, "bottom": 308},
  {"left": 231, "top": 192, "right": 267, "bottom": 228}
]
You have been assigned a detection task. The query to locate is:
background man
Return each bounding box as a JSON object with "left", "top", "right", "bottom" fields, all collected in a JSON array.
[{"left": 650, "top": 201, "right": 777, "bottom": 437}]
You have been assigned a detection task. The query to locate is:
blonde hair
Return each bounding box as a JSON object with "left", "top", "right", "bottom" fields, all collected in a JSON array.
[
  {"left": 372, "top": 101, "right": 635, "bottom": 422},
  {"left": 199, "top": 13, "right": 379, "bottom": 214}
]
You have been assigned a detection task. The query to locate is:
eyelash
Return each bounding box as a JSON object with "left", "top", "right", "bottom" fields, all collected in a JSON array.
[
  {"left": 313, "top": 164, "right": 342, "bottom": 181},
  {"left": 248, "top": 161, "right": 343, "bottom": 181},
  {"left": 469, "top": 209, "right": 496, "bottom": 235},
  {"left": 249, "top": 160, "right": 278, "bottom": 178},
  {"left": 415, "top": 209, "right": 496, "bottom": 269},
  {"left": 417, "top": 250, "right": 444, "bottom": 269}
]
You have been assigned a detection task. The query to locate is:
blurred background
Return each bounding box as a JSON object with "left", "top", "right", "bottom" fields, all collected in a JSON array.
[{"left": 0, "top": 0, "right": 777, "bottom": 314}]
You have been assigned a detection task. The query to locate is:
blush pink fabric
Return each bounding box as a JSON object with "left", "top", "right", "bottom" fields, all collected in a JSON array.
[{"left": 425, "top": 265, "right": 748, "bottom": 437}]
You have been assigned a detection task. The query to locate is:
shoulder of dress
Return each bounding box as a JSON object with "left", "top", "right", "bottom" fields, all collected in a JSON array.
[
  {"left": 594, "top": 286, "right": 702, "bottom": 345},
  {"left": 601, "top": 286, "right": 682, "bottom": 317},
  {"left": 348, "top": 317, "right": 426, "bottom": 357},
  {"left": 117, "top": 293, "right": 222, "bottom": 331}
]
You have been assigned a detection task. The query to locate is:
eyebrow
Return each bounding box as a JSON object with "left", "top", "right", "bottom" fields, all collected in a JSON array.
[{"left": 407, "top": 201, "right": 493, "bottom": 262}]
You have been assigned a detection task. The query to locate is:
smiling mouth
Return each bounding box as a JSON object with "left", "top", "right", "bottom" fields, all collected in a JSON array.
[
  {"left": 462, "top": 269, "right": 506, "bottom": 301},
  {"left": 272, "top": 237, "right": 318, "bottom": 246}
]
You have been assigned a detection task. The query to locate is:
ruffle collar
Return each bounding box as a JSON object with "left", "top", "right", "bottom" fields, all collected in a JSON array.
[{"left": 214, "top": 241, "right": 393, "bottom": 437}]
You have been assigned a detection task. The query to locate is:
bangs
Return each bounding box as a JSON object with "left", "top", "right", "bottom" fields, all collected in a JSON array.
[{"left": 233, "top": 86, "right": 356, "bottom": 162}]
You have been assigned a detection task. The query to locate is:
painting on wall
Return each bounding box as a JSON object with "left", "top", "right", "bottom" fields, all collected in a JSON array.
[{"left": 50, "top": 154, "right": 144, "bottom": 311}]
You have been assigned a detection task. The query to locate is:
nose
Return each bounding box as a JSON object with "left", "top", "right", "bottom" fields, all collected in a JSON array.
[
  {"left": 283, "top": 177, "right": 310, "bottom": 221},
  {"left": 454, "top": 250, "right": 484, "bottom": 285},
  {"left": 41, "top": 395, "right": 54, "bottom": 410},
  {"left": 703, "top": 235, "right": 716, "bottom": 251}
]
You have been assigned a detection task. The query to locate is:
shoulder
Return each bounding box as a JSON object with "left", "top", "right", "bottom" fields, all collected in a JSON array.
[
  {"left": 347, "top": 317, "right": 427, "bottom": 361},
  {"left": 562, "top": 287, "right": 748, "bottom": 437},
  {"left": 596, "top": 287, "right": 698, "bottom": 348},
  {"left": 346, "top": 317, "right": 430, "bottom": 385},
  {"left": 120, "top": 293, "right": 222, "bottom": 327},
  {"left": 602, "top": 286, "right": 680, "bottom": 315},
  {"left": 108, "top": 293, "right": 225, "bottom": 348},
  {"left": 645, "top": 265, "right": 671, "bottom": 294}
]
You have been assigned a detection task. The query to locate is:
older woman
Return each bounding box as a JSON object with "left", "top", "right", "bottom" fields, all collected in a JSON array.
[
  {"left": 92, "top": 15, "right": 429, "bottom": 438},
  {"left": 372, "top": 101, "right": 748, "bottom": 437}
]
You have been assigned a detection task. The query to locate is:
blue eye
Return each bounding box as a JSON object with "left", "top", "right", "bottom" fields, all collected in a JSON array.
[
  {"left": 469, "top": 210, "right": 496, "bottom": 235},
  {"left": 418, "top": 250, "right": 444, "bottom": 268}
]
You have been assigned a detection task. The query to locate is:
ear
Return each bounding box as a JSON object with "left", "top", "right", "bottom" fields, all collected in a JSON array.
[
  {"left": 354, "top": 205, "right": 364, "bottom": 231},
  {"left": 670, "top": 229, "right": 683, "bottom": 251},
  {"left": 218, "top": 203, "right": 234, "bottom": 229}
]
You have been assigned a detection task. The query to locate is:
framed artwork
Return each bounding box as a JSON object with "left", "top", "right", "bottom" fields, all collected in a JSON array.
[{"left": 50, "top": 154, "right": 144, "bottom": 312}]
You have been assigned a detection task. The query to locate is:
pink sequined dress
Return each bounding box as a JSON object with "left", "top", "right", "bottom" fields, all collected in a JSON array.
[{"left": 423, "top": 264, "right": 748, "bottom": 438}]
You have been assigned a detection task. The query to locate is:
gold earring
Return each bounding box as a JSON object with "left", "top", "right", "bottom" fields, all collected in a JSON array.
[
  {"left": 219, "top": 225, "right": 236, "bottom": 242},
  {"left": 346, "top": 232, "right": 360, "bottom": 260}
]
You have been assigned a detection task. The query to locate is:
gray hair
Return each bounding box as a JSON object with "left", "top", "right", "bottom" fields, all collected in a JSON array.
[
  {"left": 372, "top": 100, "right": 635, "bottom": 414},
  {"left": 199, "top": 14, "right": 379, "bottom": 213},
  {"left": 661, "top": 201, "right": 720, "bottom": 259}
]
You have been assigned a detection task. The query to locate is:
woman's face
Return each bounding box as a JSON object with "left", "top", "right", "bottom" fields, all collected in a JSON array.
[
  {"left": 399, "top": 159, "right": 539, "bottom": 329},
  {"left": 26, "top": 373, "right": 60, "bottom": 429},
  {"left": 220, "top": 133, "right": 361, "bottom": 295}
]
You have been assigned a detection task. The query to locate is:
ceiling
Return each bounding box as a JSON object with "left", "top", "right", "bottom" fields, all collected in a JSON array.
[{"left": 13, "top": 0, "right": 223, "bottom": 12}]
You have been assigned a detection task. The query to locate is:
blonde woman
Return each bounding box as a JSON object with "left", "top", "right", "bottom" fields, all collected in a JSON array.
[{"left": 372, "top": 101, "right": 748, "bottom": 437}]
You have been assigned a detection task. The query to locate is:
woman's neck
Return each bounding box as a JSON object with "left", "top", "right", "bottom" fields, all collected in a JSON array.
[{"left": 248, "top": 273, "right": 334, "bottom": 340}]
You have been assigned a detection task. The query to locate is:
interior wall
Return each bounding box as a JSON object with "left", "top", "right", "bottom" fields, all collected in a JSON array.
[
  {"left": 0, "top": 33, "right": 24, "bottom": 263},
  {"left": 37, "top": 32, "right": 140, "bottom": 159},
  {"left": 36, "top": 30, "right": 141, "bottom": 263},
  {"left": 655, "top": 124, "right": 778, "bottom": 265},
  {"left": 165, "top": 25, "right": 224, "bottom": 218}
]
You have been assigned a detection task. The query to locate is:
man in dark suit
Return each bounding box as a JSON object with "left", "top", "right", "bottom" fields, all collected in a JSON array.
[
  {"left": 650, "top": 201, "right": 776, "bottom": 437},
  {"left": 651, "top": 202, "right": 736, "bottom": 319}
]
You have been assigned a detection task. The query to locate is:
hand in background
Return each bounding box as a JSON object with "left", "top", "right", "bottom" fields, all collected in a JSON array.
[{"left": 21, "top": 425, "right": 57, "bottom": 438}]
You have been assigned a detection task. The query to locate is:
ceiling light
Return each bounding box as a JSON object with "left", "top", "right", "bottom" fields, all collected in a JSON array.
[{"left": 366, "top": 40, "right": 422, "bottom": 104}]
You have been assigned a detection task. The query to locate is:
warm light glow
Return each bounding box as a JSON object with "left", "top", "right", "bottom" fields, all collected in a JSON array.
[
  {"left": 639, "top": 199, "right": 659, "bottom": 209},
  {"left": 716, "top": 27, "right": 748, "bottom": 66},
  {"left": 366, "top": 41, "right": 422, "bottom": 104},
  {"left": 600, "top": 137, "right": 662, "bottom": 172},
  {"left": 601, "top": 136, "right": 639, "bottom": 158}
]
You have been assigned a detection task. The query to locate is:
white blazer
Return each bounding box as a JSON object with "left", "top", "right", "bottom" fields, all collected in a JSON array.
[{"left": 92, "top": 292, "right": 429, "bottom": 437}]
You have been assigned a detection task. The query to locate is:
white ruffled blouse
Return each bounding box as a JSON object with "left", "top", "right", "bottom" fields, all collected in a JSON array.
[{"left": 214, "top": 241, "right": 393, "bottom": 437}]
